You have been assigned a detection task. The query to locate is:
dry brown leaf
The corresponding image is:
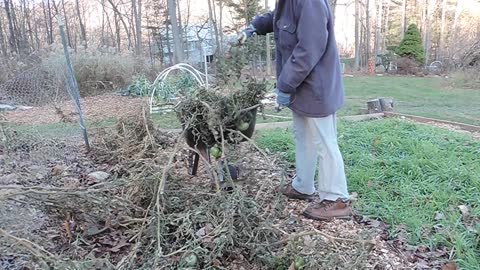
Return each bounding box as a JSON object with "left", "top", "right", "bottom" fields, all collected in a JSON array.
[
  {"left": 441, "top": 262, "right": 458, "bottom": 270},
  {"left": 110, "top": 238, "right": 129, "bottom": 253},
  {"left": 288, "top": 262, "right": 296, "bottom": 270}
]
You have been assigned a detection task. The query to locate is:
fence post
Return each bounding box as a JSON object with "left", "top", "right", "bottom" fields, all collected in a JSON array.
[{"left": 58, "top": 15, "right": 90, "bottom": 151}]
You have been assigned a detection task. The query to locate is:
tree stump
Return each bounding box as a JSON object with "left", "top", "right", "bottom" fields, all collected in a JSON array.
[
  {"left": 367, "top": 99, "right": 382, "bottom": 114},
  {"left": 379, "top": 98, "right": 395, "bottom": 112}
]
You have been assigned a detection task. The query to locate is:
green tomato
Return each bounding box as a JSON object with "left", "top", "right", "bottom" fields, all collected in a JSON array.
[
  {"left": 210, "top": 146, "right": 222, "bottom": 159},
  {"left": 294, "top": 256, "right": 306, "bottom": 270},
  {"left": 237, "top": 121, "right": 250, "bottom": 131}
]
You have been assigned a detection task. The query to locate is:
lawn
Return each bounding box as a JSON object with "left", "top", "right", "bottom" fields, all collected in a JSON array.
[
  {"left": 256, "top": 119, "right": 480, "bottom": 269},
  {"left": 341, "top": 76, "right": 480, "bottom": 125},
  {"left": 151, "top": 76, "right": 480, "bottom": 128}
]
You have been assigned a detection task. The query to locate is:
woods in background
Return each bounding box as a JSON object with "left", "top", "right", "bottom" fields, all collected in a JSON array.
[{"left": 0, "top": 0, "right": 479, "bottom": 77}]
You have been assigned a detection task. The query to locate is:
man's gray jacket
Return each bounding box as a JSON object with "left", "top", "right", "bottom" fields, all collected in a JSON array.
[{"left": 252, "top": 0, "right": 344, "bottom": 117}]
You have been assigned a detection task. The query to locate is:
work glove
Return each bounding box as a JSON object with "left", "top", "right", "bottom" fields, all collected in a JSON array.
[
  {"left": 275, "top": 88, "right": 291, "bottom": 112},
  {"left": 237, "top": 24, "right": 257, "bottom": 45}
]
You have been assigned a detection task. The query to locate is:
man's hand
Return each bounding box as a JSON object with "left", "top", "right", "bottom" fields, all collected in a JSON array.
[
  {"left": 237, "top": 24, "right": 257, "bottom": 45},
  {"left": 275, "top": 88, "right": 291, "bottom": 112}
]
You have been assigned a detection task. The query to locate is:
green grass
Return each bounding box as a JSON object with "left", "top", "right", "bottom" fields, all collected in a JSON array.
[
  {"left": 341, "top": 76, "right": 480, "bottom": 125},
  {"left": 256, "top": 119, "right": 480, "bottom": 268},
  {"left": 151, "top": 76, "right": 480, "bottom": 128}
]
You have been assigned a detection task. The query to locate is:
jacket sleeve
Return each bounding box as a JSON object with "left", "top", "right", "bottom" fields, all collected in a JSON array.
[
  {"left": 276, "top": 0, "right": 329, "bottom": 94},
  {"left": 251, "top": 11, "right": 274, "bottom": 35}
]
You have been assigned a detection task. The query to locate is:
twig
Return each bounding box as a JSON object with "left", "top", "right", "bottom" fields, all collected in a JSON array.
[
  {"left": 142, "top": 106, "right": 155, "bottom": 147},
  {"left": 239, "top": 104, "right": 262, "bottom": 114},
  {"left": 0, "top": 228, "right": 56, "bottom": 267},
  {"left": 226, "top": 129, "right": 269, "bottom": 159},
  {"left": 219, "top": 124, "right": 235, "bottom": 189}
]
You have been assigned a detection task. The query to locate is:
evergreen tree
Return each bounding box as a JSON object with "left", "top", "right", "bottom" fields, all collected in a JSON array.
[{"left": 396, "top": 24, "right": 425, "bottom": 63}]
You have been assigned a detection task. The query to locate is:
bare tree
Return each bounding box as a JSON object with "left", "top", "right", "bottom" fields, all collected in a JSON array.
[
  {"left": 0, "top": 10, "right": 7, "bottom": 56},
  {"left": 132, "top": 0, "right": 143, "bottom": 55},
  {"left": 46, "top": 0, "right": 54, "bottom": 44},
  {"left": 4, "top": 0, "right": 18, "bottom": 53},
  {"left": 75, "top": 0, "right": 86, "bottom": 47},
  {"left": 354, "top": 0, "right": 361, "bottom": 70},
  {"left": 168, "top": 0, "right": 183, "bottom": 63},
  {"left": 401, "top": 0, "right": 406, "bottom": 37},
  {"left": 423, "top": 0, "right": 436, "bottom": 65},
  {"left": 107, "top": 0, "right": 133, "bottom": 50},
  {"left": 438, "top": 0, "right": 447, "bottom": 60},
  {"left": 207, "top": 0, "right": 221, "bottom": 54},
  {"left": 365, "top": 0, "right": 371, "bottom": 62}
]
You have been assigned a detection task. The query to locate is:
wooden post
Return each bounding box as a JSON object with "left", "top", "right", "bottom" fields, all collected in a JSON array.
[{"left": 367, "top": 99, "right": 382, "bottom": 114}]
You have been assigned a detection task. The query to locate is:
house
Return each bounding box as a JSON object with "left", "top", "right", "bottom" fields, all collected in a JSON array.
[{"left": 149, "top": 23, "right": 220, "bottom": 66}]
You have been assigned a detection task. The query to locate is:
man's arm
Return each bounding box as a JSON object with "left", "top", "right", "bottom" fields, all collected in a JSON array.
[
  {"left": 251, "top": 11, "right": 274, "bottom": 35},
  {"left": 276, "top": 0, "right": 329, "bottom": 94}
]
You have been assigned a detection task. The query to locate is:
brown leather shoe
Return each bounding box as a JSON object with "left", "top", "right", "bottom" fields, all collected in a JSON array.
[
  {"left": 302, "top": 199, "right": 352, "bottom": 221},
  {"left": 281, "top": 185, "right": 315, "bottom": 201}
]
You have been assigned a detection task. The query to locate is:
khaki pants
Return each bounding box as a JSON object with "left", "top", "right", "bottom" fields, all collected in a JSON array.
[{"left": 291, "top": 112, "right": 350, "bottom": 201}]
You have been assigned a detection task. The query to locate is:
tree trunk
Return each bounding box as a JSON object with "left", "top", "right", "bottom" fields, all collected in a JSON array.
[
  {"left": 10, "top": 0, "right": 23, "bottom": 52},
  {"left": 451, "top": 0, "right": 462, "bottom": 56},
  {"left": 4, "top": 0, "right": 18, "bottom": 54},
  {"left": 32, "top": 4, "right": 40, "bottom": 50},
  {"left": 168, "top": 0, "right": 184, "bottom": 63},
  {"left": 0, "top": 12, "right": 7, "bottom": 56},
  {"left": 383, "top": 0, "right": 390, "bottom": 51},
  {"left": 365, "top": 0, "right": 371, "bottom": 62},
  {"left": 219, "top": 0, "right": 224, "bottom": 47},
  {"left": 367, "top": 99, "right": 382, "bottom": 113},
  {"left": 24, "top": 0, "right": 35, "bottom": 52},
  {"left": 165, "top": 21, "right": 173, "bottom": 64},
  {"left": 75, "top": 0, "right": 87, "bottom": 47},
  {"left": 114, "top": 11, "right": 121, "bottom": 52},
  {"left": 177, "top": 0, "right": 185, "bottom": 54},
  {"left": 424, "top": 0, "right": 435, "bottom": 65},
  {"left": 374, "top": 0, "right": 382, "bottom": 56},
  {"left": 47, "top": 0, "right": 54, "bottom": 44},
  {"left": 132, "top": 0, "right": 143, "bottom": 56},
  {"left": 207, "top": 0, "right": 221, "bottom": 54},
  {"left": 354, "top": 0, "right": 360, "bottom": 70},
  {"left": 61, "top": 0, "right": 72, "bottom": 48},
  {"left": 438, "top": 0, "right": 447, "bottom": 60},
  {"left": 401, "top": 0, "right": 406, "bottom": 38}
]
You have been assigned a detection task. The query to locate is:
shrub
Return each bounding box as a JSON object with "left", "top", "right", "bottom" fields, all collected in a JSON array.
[
  {"left": 396, "top": 24, "right": 425, "bottom": 64},
  {"left": 396, "top": 57, "right": 422, "bottom": 75},
  {"left": 452, "top": 66, "right": 480, "bottom": 89}
]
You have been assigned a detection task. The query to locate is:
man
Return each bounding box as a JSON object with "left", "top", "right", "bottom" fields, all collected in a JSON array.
[{"left": 239, "top": 0, "right": 352, "bottom": 220}]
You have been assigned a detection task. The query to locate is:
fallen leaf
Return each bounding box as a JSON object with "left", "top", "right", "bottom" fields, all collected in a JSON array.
[
  {"left": 212, "top": 258, "right": 222, "bottom": 267},
  {"left": 51, "top": 165, "right": 65, "bottom": 176},
  {"left": 350, "top": 192, "right": 358, "bottom": 201},
  {"left": 458, "top": 205, "right": 469, "bottom": 219},
  {"left": 441, "top": 262, "right": 458, "bottom": 270},
  {"left": 288, "top": 262, "right": 296, "bottom": 270},
  {"left": 195, "top": 223, "right": 214, "bottom": 237},
  {"left": 110, "top": 238, "right": 130, "bottom": 253}
]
